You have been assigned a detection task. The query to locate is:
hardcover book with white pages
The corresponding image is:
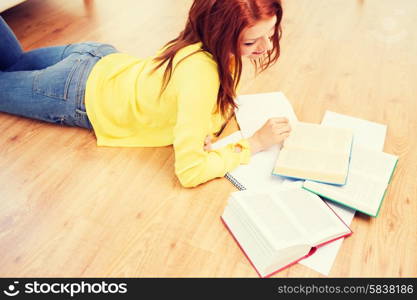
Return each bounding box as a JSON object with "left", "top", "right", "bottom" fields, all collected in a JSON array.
[
  {"left": 221, "top": 189, "right": 352, "bottom": 277},
  {"left": 272, "top": 122, "right": 354, "bottom": 185},
  {"left": 303, "top": 145, "right": 398, "bottom": 217}
]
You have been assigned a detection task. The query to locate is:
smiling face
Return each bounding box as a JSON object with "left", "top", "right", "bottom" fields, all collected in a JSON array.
[{"left": 240, "top": 15, "right": 277, "bottom": 59}]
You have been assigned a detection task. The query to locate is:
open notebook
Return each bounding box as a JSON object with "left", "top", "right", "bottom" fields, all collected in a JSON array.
[
  {"left": 223, "top": 92, "right": 298, "bottom": 191},
  {"left": 221, "top": 188, "right": 352, "bottom": 277},
  {"left": 272, "top": 122, "right": 353, "bottom": 185}
]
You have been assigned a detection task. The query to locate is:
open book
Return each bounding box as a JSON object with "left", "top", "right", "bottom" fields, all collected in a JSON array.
[
  {"left": 272, "top": 122, "right": 354, "bottom": 185},
  {"left": 303, "top": 146, "right": 398, "bottom": 217},
  {"left": 221, "top": 188, "right": 352, "bottom": 277}
]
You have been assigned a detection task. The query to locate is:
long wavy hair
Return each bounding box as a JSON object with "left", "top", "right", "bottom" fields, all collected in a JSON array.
[{"left": 151, "top": 0, "right": 283, "bottom": 123}]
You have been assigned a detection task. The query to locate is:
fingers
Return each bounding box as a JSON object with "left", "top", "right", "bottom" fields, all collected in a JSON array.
[
  {"left": 269, "top": 117, "right": 289, "bottom": 124},
  {"left": 272, "top": 122, "right": 291, "bottom": 135},
  {"left": 266, "top": 117, "right": 291, "bottom": 132},
  {"left": 272, "top": 122, "right": 291, "bottom": 144},
  {"left": 274, "top": 123, "right": 291, "bottom": 132},
  {"left": 203, "top": 135, "right": 212, "bottom": 151}
]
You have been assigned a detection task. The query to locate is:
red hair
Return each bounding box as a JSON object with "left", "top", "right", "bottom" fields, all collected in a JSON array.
[{"left": 152, "top": 0, "right": 283, "bottom": 123}]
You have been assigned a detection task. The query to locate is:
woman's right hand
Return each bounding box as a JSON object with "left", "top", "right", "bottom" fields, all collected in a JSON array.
[{"left": 248, "top": 117, "right": 291, "bottom": 154}]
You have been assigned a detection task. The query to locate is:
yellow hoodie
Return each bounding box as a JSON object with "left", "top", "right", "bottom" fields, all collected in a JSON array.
[{"left": 85, "top": 42, "right": 251, "bottom": 187}]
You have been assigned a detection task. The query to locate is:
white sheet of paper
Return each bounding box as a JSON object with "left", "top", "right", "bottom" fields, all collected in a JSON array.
[
  {"left": 322, "top": 111, "right": 387, "bottom": 151},
  {"left": 236, "top": 92, "right": 298, "bottom": 138}
]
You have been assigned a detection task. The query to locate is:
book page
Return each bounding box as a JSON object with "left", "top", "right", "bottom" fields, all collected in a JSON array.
[
  {"left": 222, "top": 207, "right": 275, "bottom": 276},
  {"left": 274, "top": 122, "right": 353, "bottom": 184},
  {"left": 234, "top": 190, "right": 306, "bottom": 251},
  {"left": 303, "top": 146, "right": 398, "bottom": 215},
  {"left": 275, "top": 148, "right": 349, "bottom": 178},
  {"left": 348, "top": 146, "right": 398, "bottom": 184},
  {"left": 322, "top": 111, "right": 387, "bottom": 151},
  {"left": 223, "top": 205, "right": 309, "bottom": 277},
  {"left": 304, "top": 172, "right": 386, "bottom": 215},
  {"left": 274, "top": 189, "right": 350, "bottom": 246},
  {"left": 224, "top": 191, "right": 314, "bottom": 277},
  {"left": 236, "top": 92, "right": 298, "bottom": 138},
  {"left": 300, "top": 201, "right": 356, "bottom": 275},
  {"left": 228, "top": 196, "right": 280, "bottom": 256},
  {"left": 284, "top": 122, "right": 353, "bottom": 155}
]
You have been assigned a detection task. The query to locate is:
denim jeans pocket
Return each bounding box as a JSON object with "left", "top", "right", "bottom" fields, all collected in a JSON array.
[{"left": 33, "top": 56, "right": 84, "bottom": 101}]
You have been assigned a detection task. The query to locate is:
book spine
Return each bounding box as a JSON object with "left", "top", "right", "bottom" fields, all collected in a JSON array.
[{"left": 225, "top": 173, "right": 246, "bottom": 190}]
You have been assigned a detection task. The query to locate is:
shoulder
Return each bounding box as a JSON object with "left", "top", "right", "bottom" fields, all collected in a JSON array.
[
  {"left": 174, "top": 43, "right": 218, "bottom": 73},
  {"left": 171, "top": 43, "right": 219, "bottom": 89}
]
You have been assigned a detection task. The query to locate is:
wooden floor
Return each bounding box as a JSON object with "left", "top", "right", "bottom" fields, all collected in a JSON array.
[{"left": 1, "top": 0, "right": 416, "bottom": 277}]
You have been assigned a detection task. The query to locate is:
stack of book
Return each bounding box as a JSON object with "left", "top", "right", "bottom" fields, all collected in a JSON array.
[{"left": 214, "top": 92, "right": 399, "bottom": 277}]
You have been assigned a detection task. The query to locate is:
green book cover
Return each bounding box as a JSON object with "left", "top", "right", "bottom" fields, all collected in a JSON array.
[{"left": 303, "top": 157, "right": 399, "bottom": 217}]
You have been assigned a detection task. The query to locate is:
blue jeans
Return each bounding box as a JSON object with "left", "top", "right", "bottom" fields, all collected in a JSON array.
[{"left": 0, "top": 16, "right": 118, "bottom": 129}]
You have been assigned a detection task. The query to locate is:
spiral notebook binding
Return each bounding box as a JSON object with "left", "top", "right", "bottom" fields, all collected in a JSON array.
[{"left": 225, "top": 173, "right": 246, "bottom": 190}]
